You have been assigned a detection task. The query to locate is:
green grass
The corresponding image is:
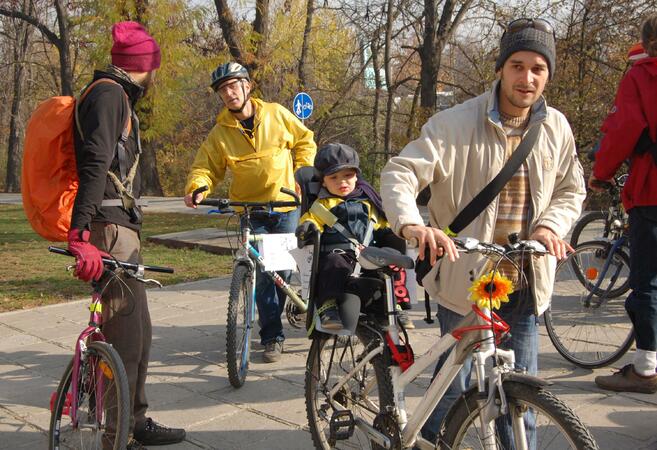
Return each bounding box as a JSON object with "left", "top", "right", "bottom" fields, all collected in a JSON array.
[{"left": 0, "top": 205, "right": 233, "bottom": 312}]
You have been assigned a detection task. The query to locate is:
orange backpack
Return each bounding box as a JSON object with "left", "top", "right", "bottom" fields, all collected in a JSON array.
[{"left": 21, "top": 79, "right": 131, "bottom": 241}]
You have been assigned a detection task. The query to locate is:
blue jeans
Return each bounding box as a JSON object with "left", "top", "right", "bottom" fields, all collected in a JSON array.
[
  {"left": 420, "top": 289, "right": 538, "bottom": 448},
  {"left": 626, "top": 206, "right": 657, "bottom": 352},
  {"left": 243, "top": 208, "right": 300, "bottom": 345}
]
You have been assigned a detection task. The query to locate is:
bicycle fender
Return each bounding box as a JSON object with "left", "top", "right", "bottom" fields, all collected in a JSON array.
[
  {"left": 502, "top": 372, "right": 552, "bottom": 388},
  {"left": 460, "top": 373, "right": 552, "bottom": 400}
]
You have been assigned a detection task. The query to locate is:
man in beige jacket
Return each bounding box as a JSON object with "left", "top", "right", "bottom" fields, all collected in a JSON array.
[{"left": 380, "top": 18, "right": 586, "bottom": 443}]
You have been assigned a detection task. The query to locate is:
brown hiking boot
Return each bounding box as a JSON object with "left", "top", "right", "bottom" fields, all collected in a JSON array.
[
  {"left": 263, "top": 341, "right": 283, "bottom": 363},
  {"left": 595, "top": 364, "right": 657, "bottom": 394}
]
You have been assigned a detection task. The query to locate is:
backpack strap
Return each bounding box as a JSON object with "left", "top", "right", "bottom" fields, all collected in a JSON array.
[{"left": 74, "top": 79, "right": 132, "bottom": 143}]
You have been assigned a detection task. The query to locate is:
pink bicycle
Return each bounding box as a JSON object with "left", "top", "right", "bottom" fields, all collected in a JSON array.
[{"left": 47, "top": 246, "right": 173, "bottom": 450}]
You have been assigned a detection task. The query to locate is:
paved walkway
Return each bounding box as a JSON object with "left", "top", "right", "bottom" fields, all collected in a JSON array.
[
  {"left": 1, "top": 278, "right": 657, "bottom": 449},
  {"left": 2, "top": 194, "right": 657, "bottom": 449}
]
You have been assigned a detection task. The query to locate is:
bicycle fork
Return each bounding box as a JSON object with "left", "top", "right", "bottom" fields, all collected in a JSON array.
[{"left": 472, "top": 314, "right": 527, "bottom": 450}]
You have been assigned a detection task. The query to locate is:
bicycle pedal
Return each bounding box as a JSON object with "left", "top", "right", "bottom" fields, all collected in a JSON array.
[{"left": 329, "top": 410, "right": 355, "bottom": 441}]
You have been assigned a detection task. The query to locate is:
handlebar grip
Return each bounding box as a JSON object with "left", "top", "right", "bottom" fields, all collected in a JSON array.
[
  {"left": 280, "top": 187, "right": 301, "bottom": 205},
  {"left": 48, "top": 246, "right": 174, "bottom": 274},
  {"left": 192, "top": 186, "right": 209, "bottom": 205}
]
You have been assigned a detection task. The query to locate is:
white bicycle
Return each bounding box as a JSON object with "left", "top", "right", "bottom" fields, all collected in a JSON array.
[{"left": 305, "top": 238, "right": 598, "bottom": 449}]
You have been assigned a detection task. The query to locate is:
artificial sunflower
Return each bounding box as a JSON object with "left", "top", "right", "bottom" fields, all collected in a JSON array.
[{"left": 468, "top": 271, "right": 515, "bottom": 310}]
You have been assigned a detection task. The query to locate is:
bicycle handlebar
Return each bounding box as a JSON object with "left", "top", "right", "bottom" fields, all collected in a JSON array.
[
  {"left": 453, "top": 237, "right": 548, "bottom": 257},
  {"left": 48, "top": 246, "right": 174, "bottom": 274},
  {"left": 193, "top": 186, "right": 301, "bottom": 210}
]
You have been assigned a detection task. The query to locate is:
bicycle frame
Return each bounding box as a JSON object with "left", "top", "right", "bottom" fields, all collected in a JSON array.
[
  {"left": 581, "top": 235, "right": 627, "bottom": 308},
  {"left": 235, "top": 218, "right": 308, "bottom": 313},
  {"left": 323, "top": 272, "right": 519, "bottom": 450},
  {"left": 70, "top": 287, "right": 107, "bottom": 426}
]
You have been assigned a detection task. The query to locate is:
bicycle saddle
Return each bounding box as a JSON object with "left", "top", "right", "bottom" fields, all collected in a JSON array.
[{"left": 359, "top": 247, "right": 414, "bottom": 270}]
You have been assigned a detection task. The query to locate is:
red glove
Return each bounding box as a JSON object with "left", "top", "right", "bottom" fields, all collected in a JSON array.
[{"left": 67, "top": 229, "right": 108, "bottom": 282}]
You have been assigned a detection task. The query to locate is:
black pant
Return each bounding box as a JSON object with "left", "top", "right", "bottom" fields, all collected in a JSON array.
[{"left": 315, "top": 251, "right": 357, "bottom": 309}]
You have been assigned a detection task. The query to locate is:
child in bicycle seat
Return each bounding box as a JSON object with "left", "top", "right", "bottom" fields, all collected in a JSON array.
[{"left": 295, "top": 143, "right": 410, "bottom": 330}]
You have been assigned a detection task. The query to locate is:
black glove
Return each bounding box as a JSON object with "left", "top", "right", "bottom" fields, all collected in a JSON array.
[{"left": 295, "top": 221, "right": 318, "bottom": 248}]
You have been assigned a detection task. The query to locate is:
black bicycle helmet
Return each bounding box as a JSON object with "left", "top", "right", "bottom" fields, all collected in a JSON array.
[{"left": 210, "top": 62, "right": 250, "bottom": 91}]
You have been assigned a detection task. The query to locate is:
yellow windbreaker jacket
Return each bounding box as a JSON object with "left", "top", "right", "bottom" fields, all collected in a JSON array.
[{"left": 185, "top": 98, "right": 316, "bottom": 210}]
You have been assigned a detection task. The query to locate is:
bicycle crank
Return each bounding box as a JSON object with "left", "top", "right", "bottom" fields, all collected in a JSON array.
[{"left": 372, "top": 412, "right": 402, "bottom": 450}]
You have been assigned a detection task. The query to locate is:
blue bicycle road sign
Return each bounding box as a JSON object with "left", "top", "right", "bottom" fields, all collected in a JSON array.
[{"left": 293, "top": 92, "right": 313, "bottom": 120}]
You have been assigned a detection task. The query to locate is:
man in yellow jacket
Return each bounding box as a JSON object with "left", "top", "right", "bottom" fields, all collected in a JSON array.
[{"left": 184, "top": 62, "right": 316, "bottom": 362}]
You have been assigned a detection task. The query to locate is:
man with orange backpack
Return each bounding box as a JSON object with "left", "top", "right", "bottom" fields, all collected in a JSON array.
[{"left": 67, "top": 22, "right": 185, "bottom": 449}]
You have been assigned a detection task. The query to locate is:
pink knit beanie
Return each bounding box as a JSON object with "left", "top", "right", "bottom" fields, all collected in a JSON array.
[{"left": 111, "top": 21, "right": 161, "bottom": 72}]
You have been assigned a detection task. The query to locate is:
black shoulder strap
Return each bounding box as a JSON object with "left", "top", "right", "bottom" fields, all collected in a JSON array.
[
  {"left": 634, "top": 128, "right": 657, "bottom": 165},
  {"left": 446, "top": 123, "right": 541, "bottom": 236}
]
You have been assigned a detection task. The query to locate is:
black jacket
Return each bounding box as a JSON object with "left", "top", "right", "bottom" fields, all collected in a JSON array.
[{"left": 71, "top": 66, "right": 144, "bottom": 232}]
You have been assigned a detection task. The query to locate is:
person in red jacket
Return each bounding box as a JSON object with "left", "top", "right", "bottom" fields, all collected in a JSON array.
[{"left": 591, "top": 14, "right": 657, "bottom": 393}]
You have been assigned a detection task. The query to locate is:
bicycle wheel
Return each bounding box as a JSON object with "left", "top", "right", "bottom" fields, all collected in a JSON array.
[
  {"left": 49, "top": 341, "right": 130, "bottom": 450},
  {"left": 305, "top": 325, "right": 394, "bottom": 449},
  {"left": 441, "top": 380, "right": 598, "bottom": 449},
  {"left": 226, "top": 263, "right": 253, "bottom": 388},
  {"left": 571, "top": 241, "right": 631, "bottom": 298},
  {"left": 546, "top": 242, "right": 634, "bottom": 368},
  {"left": 570, "top": 211, "right": 611, "bottom": 247}
]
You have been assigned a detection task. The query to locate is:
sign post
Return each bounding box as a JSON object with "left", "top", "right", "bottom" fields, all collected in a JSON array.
[{"left": 293, "top": 92, "right": 314, "bottom": 122}]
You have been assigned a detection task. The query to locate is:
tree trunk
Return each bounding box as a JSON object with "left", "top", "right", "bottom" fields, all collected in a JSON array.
[
  {"left": 371, "top": 39, "right": 382, "bottom": 153},
  {"left": 214, "top": 0, "right": 248, "bottom": 67},
  {"left": 122, "top": 1, "right": 162, "bottom": 196},
  {"left": 382, "top": 0, "right": 395, "bottom": 158},
  {"left": 53, "top": 0, "right": 73, "bottom": 95},
  {"left": 139, "top": 140, "right": 163, "bottom": 195},
  {"left": 0, "top": 2, "right": 72, "bottom": 96},
  {"left": 298, "top": 0, "right": 315, "bottom": 90},
  {"left": 253, "top": 0, "right": 270, "bottom": 64},
  {"left": 418, "top": 0, "right": 473, "bottom": 118},
  {"left": 5, "top": 1, "right": 32, "bottom": 192}
]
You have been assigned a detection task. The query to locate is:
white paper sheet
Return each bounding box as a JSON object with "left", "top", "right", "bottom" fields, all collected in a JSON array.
[{"left": 257, "top": 233, "right": 299, "bottom": 272}]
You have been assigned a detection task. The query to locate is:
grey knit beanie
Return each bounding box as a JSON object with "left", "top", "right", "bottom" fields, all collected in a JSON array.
[{"left": 496, "top": 26, "right": 556, "bottom": 79}]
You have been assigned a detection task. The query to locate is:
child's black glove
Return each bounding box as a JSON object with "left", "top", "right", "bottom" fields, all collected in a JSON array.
[{"left": 295, "top": 221, "right": 318, "bottom": 248}]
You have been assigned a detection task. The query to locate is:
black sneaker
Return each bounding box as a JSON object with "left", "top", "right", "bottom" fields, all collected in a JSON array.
[
  {"left": 319, "top": 307, "right": 343, "bottom": 330},
  {"left": 133, "top": 418, "right": 185, "bottom": 446},
  {"left": 263, "top": 340, "right": 283, "bottom": 363},
  {"left": 126, "top": 438, "right": 147, "bottom": 450}
]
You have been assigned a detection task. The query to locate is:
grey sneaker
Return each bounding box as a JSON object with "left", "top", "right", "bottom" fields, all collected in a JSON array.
[
  {"left": 595, "top": 364, "right": 657, "bottom": 394},
  {"left": 396, "top": 305, "right": 415, "bottom": 329},
  {"left": 263, "top": 341, "right": 283, "bottom": 363}
]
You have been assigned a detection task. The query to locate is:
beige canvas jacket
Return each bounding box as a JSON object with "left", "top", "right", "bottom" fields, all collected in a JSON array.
[{"left": 380, "top": 81, "right": 586, "bottom": 316}]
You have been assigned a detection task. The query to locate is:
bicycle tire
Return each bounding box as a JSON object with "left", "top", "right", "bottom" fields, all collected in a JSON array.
[
  {"left": 305, "top": 325, "right": 394, "bottom": 449},
  {"left": 49, "top": 341, "right": 130, "bottom": 450},
  {"left": 570, "top": 210, "right": 611, "bottom": 247},
  {"left": 441, "top": 380, "right": 598, "bottom": 450},
  {"left": 546, "top": 241, "right": 634, "bottom": 369},
  {"left": 226, "top": 263, "right": 253, "bottom": 388}
]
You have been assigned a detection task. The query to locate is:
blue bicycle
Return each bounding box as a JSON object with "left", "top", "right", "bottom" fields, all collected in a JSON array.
[
  {"left": 546, "top": 178, "right": 633, "bottom": 368},
  {"left": 194, "top": 186, "right": 309, "bottom": 387}
]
